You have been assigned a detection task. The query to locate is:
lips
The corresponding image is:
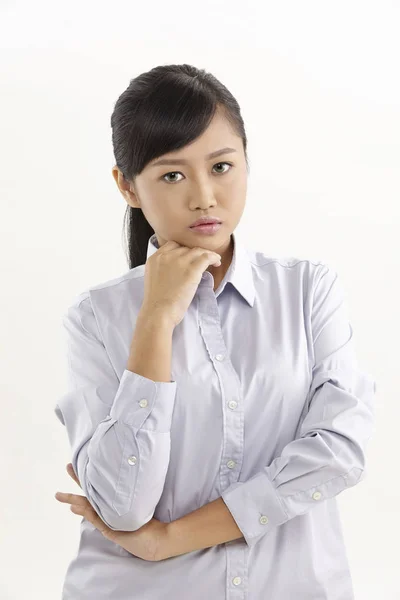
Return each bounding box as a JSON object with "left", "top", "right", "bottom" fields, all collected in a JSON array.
[
  {"left": 189, "top": 222, "right": 222, "bottom": 234},
  {"left": 189, "top": 218, "right": 221, "bottom": 227}
]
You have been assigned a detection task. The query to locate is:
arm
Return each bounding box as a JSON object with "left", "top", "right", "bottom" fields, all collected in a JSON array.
[
  {"left": 54, "top": 295, "right": 177, "bottom": 532},
  {"left": 164, "top": 264, "right": 377, "bottom": 555},
  {"left": 163, "top": 497, "right": 243, "bottom": 559}
]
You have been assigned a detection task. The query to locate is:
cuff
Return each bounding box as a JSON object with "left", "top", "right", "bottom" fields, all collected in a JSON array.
[
  {"left": 109, "top": 368, "right": 177, "bottom": 431},
  {"left": 221, "top": 472, "right": 289, "bottom": 548}
]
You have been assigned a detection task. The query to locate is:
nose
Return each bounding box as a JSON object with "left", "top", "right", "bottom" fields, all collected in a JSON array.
[{"left": 189, "top": 181, "right": 217, "bottom": 210}]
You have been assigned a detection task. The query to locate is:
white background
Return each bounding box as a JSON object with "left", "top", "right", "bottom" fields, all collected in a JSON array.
[{"left": 1, "top": 1, "right": 397, "bottom": 598}]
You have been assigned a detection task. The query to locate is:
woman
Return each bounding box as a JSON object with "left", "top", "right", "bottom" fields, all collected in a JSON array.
[{"left": 54, "top": 63, "right": 376, "bottom": 599}]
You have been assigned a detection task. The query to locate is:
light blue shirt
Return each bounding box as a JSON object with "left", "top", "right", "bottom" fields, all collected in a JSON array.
[{"left": 55, "top": 231, "right": 376, "bottom": 599}]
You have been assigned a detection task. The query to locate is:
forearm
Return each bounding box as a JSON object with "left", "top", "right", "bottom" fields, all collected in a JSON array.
[
  {"left": 163, "top": 497, "right": 244, "bottom": 559},
  {"left": 127, "top": 309, "right": 175, "bottom": 382}
]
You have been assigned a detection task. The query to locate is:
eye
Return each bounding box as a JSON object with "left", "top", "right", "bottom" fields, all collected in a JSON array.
[{"left": 161, "top": 162, "right": 234, "bottom": 184}]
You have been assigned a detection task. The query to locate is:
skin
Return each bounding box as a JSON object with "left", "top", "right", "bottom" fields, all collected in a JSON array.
[{"left": 112, "top": 106, "right": 248, "bottom": 291}]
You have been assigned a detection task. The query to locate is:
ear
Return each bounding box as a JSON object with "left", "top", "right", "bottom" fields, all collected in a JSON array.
[{"left": 111, "top": 166, "right": 141, "bottom": 209}]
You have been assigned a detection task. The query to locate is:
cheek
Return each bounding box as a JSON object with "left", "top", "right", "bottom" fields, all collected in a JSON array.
[
  {"left": 143, "top": 198, "right": 172, "bottom": 227},
  {"left": 227, "top": 184, "right": 247, "bottom": 210},
  {"left": 226, "top": 173, "right": 247, "bottom": 196}
]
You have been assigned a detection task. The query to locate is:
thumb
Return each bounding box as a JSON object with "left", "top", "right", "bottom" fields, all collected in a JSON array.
[{"left": 66, "top": 463, "right": 82, "bottom": 489}]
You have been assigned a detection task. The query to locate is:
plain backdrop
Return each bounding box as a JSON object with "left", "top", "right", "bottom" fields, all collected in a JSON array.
[{"left": 1, "top": 1, "right": 398, "bottom": 598}]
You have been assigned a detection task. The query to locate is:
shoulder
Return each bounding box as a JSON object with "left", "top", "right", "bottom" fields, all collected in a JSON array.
[
  {"left": 248, "top": 246, "right": 332, "bottom": 286},
  {"left": 62, "top": 264, "right": 146, "bottom": 332}
]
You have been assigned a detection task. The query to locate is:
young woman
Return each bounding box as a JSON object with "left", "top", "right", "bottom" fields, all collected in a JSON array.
[{"left": 54, "top": 63, "right": 376, "bottom": 600}]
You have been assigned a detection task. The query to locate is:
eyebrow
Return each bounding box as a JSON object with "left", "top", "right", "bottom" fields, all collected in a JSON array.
[{"left": 150, "top": 147, "right": 237, "bottom": 167}]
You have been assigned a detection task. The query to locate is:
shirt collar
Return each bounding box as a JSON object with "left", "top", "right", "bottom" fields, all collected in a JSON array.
[{"left": 146, "top": 231, "right": 256, "bottom": 307}]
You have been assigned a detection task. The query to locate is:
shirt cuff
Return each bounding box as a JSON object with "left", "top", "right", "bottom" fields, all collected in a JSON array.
[
  {"left": 109, "top": 368, "right": 177, "bottom": 431},
  {"left": 221, "top": 473, "right": 289, "bottom": 548}
]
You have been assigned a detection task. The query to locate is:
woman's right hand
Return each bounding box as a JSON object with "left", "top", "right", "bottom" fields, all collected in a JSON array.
[{"left": 140, "top": 240, "right": 222, "bottom": 328}]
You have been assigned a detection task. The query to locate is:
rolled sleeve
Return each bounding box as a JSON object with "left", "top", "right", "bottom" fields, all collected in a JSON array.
[{"left": 221, "top": 264, "right": 376, "bottom": 549}]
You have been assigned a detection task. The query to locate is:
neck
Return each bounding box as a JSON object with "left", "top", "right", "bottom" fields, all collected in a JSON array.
[{"left": 207, "top": 235, "right": 234, "bottom": 290}]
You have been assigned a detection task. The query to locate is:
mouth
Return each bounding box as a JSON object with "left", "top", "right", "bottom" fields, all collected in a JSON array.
[{"left": 189, "top": 222, "right": 222, "bottom": 234}]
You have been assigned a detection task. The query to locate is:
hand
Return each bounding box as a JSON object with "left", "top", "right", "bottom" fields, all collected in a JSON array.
[
  {"left": 54, "top": 463, "right": 169, "bottom": 562},
  {"left": 142, "top": 240, "right": 222, "bottom": 328}
]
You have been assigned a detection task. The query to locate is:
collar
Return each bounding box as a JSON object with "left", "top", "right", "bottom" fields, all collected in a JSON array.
[{"left": 146, "top": 231, "right": 255, "bottom": 307}]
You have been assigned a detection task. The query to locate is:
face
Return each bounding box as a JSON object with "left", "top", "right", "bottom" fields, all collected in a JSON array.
[{"left": 112, "top": 108, "right": 248, "bottom": 275}]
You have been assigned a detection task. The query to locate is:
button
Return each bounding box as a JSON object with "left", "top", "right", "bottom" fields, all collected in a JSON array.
[
  {"left": 312, "top": 491, "right": 322, "bottom": 500},
  {"left": 127, "top": 456, "right": 137, "bottom": 465},
  {"left": 138, "top": 399, "right": 148, "bottom": 408},
  {"left": 228, "top": 400, "right": 238, "bottom": 410},
  {"left": 227, "top": 460, "right": 236, "bottom": 469},
  {"left": 259, "top": 515, "right": 269, "bottom": 525},
  {"left": 232, "top": 576, "right": 242, "bottom": 586},
  {"left": 215, "top": 354, "right": 225, "bottom": 361}
]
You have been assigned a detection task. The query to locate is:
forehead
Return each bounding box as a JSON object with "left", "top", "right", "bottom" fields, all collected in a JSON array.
[{"left": 148, "top": 114, "right": 241, "bottom": 168}]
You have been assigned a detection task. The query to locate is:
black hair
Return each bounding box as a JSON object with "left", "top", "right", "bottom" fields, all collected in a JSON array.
[{"left": 110, "top": 63, "right": 249, "bottom": 269}]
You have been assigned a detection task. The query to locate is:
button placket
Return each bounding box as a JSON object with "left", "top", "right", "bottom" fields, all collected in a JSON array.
[{"left": 197, "top": 286, "right": 248, "bottom": 595}]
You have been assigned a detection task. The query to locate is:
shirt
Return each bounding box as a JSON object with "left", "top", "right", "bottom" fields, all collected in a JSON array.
[{"left": 54, "top": 230, "right": 376, "bottom": 600}]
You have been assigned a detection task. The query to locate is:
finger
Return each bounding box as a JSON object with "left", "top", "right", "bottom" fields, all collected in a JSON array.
[
  {"left": 56, "top": 490, "right": 124, "bottom": 548},
  {"left": 55, "top": 492, "right": 86, "bottom": 505},
  {"left": 66, "top": 463, "right": 82, "bottom": 489},
  {"left": 56, "top": 492, "right": 109, "bottom": 536}
]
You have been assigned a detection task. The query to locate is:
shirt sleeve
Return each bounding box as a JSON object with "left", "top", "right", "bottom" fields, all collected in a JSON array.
[
  {"left": 221, "top": 263, "right": 377, "bottom": 549},
  {"left": 54, "top": 294, "right": 177, "bottom": 532}
]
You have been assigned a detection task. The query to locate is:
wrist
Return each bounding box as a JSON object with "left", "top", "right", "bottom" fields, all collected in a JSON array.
[{"left": 137, "top": 307, "right": 175, "bottom": 332}]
